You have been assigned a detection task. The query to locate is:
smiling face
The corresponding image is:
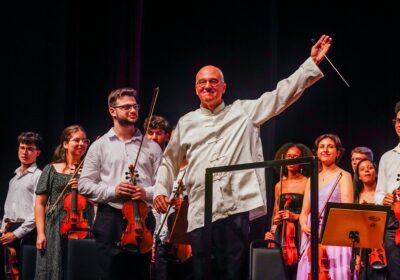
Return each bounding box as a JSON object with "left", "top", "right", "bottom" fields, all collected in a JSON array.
[
  {"left": 63, "top": 130, "right": 89, "bottom": 159},
  {"left": 195, "top": 65, "right": 227, "bottom": 112},
  {"left": 109, "top": 95, "right": 139, "bottom": 127},
  {"left": 357, "top": 159, "right": 377, "bottom": 185},
  {"left": 317, "top": 137, "right": 339, "bottom": 166},
  {"left": 285, "top": 146, "right": 302, "bottom": 172}
]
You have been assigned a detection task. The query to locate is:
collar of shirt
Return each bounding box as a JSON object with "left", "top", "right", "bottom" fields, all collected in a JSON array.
[
  {"left": 14, "top": 163, "right": 38, "bottom": 177},
  {"left": 393, "top": 143, "right": 400, "bottom": 154},
  {"left": 106, "top": 127, "right": 142, "bottom": 143},
  {"left": 200, "top": 101, "right": 226, "bottom": 115}
]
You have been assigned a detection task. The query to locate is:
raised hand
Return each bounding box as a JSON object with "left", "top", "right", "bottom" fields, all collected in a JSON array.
[{"left": 311, "top": 34, "right": 332, "bottom": 65}]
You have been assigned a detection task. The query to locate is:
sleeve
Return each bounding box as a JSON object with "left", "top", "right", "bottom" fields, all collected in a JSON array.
[
  {"left": 239, "top": 57, "right": 324, "bottom": 126},
  {"left": 13, "top": 170, "right": 42, "bottom": 239},
  {"left": 35, "top": 164, "right": 54, "bottom": 195},
  {"left": 375, "top": 154, "right": 388, "bottom": 205},
  {"left": 78, "top": 140, "right": 115, "bottom": 203},
  {"left": 144, "top": 144, "right": 164, "bottom": 203},
  {"left": 154, "top": 121, "right": 185, "bottom": 199}
]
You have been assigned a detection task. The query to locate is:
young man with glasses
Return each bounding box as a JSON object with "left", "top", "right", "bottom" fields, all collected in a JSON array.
[
  {"left": 375, "top": 101, "right": 400, "bottom": 279},
  {"left": 0, "top": 131, "right": 43, "bottom": 277},
  {"left": 78, "top": 88, "right": 163, "bottom": 279},
  {"left": 154, "top": 34, "right": 332, "bottom": 280}
]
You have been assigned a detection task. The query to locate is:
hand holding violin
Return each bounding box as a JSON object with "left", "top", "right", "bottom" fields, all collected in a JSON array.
[
  {"left": 68, "top": 178, "right": 79, "bottom": 189},
  {"left": 115, "top": 181, "right": 137, "bottom": 197},
  {"left": 153, "top": 195, "right": 170, "bottom": 213},
  {"left": 279, "top": 210, "right": 298, "bottom": 222},
  {"left": 383, "top": 192, "right": 394, "bottom": 205},
  {"left": 0, "top": 232, "right": 17, "bottom": 245}
]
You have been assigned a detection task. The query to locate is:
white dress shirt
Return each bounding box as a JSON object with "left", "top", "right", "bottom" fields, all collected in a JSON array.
[
  {"left": 375, "top": 143, "right": 400, "bottom": 205},
  {"left": 155, "top": 57, "right": 324, "bottom": 232},
  {"left": 1, "top": 163, "right": 41, "bottom": 239},
  {"left": 78, "top": 128, "right": 163, "bottom": 209}
]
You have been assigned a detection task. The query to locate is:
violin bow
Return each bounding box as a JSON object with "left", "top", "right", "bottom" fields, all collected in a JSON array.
[{"left": 129, "top": 87, "right": 159, "bottom": 174}]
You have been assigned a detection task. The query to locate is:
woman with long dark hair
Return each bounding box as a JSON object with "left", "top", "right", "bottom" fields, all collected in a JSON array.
[
  {"left": 34, "top": 125, "right": 92, "bottom": 279},
  {"left": 265, "top": 143, "right": 312, "bottom": 279}
]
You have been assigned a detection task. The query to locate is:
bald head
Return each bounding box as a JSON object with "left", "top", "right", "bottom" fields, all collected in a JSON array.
[{"left": 196, "top": 65, "right": 225, "bottom": 83}]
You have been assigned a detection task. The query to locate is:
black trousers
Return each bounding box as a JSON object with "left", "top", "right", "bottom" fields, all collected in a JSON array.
[
  {"left": 154, "top": 238, "right": 193, "bottom": 280},
  {"left": 93, "top": 204, "right": 155, "bottom": 280},
  {"left": 189, "top": 212, "right": 249, "bottom": 280},
  {"left": 384, "top": 213, "right": 400, "bottom": 280}
]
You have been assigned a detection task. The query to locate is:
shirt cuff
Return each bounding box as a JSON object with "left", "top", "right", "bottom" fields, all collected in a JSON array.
[
  {"left": 13, "top": 228, "right": 24, "bottom": 239},
  {"left": 145, "top": 186, "right": 154, "bottom": 204}
]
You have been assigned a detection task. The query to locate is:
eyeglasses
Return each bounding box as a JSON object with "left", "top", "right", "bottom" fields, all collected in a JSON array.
[
  {"left": 196, "top": 78, "right": 220, "bottom": 87},
  {"left": 70, "top": 138, "right": 90, "bottom": 145},
  {"left": 285, "top": 154, "right": 300, "bottom": 159},
  {"left": 19, "top": 146, "right": 37, "bottom": 153},
  {"left": 112, "top": 104, "right": 140, "bottom": 111},
  {"left": 392, "top": 118, "right": 400, "bottom": 126}
]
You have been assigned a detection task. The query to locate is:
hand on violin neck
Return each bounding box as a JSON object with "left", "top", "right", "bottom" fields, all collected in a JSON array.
[
  {"left": 279, "top": 210, "right": 292, "bottom": 220},
  {"left": 68, "top": 178, "right": 79, "bottom": 189},
  {"left": 115, "top": 181, "right": 137, "bottom": 197},
  {"left": 130, "top": 185, "right": 146, "bottom": 201},
  {"left": 153, "top": 195, "right": 170, "bottom": 213}
]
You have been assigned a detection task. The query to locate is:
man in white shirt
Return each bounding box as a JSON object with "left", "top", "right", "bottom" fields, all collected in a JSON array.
[
  {"left": 79, "top": 88, "right": 163, "bottom": 279},
  {"left": 0, "top": 131, "right": 42, "bottom": 277},
  {"left": 374, "top": 101, "right": 400, "bottom": 279},
  {"left": 153, "top": 34, "right": 332, "bottom": 280}
]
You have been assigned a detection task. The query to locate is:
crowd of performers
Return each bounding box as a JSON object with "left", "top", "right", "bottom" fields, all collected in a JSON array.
[{"left": 1, "top": 34, "right": 400, "bottom": 280}]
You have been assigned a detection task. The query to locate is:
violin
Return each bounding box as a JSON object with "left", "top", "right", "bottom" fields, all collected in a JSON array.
[
  {"left": 60, "top": 163, "right": 90, "bottom": 239},
  {"left": 165, "top": 196, "right": 192, "bottom": 263},
  {"left": 307, "top": 244, "right": 330, "bottom": 280},
  {"left": 120, "top": 165, "right": 153, "bottom": 254},
  {"left": 392, "top": 173, "right": 400, "bottom": 245},
  {"left": 281, "top": 195, "right": 298, "bottom": 266},
  {"left": 119, "top": 87, "right": 158, "bottom": 254},
  {"left": 3, "top": 218, "right": 19, "bottom": 280},
  {"left": 368, "top": 247, "right": 387, "bottom": 270}
]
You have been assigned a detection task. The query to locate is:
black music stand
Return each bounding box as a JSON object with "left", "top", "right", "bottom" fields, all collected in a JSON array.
[{"left": 320, "top": 202, "right": 390, "bottom": 279}]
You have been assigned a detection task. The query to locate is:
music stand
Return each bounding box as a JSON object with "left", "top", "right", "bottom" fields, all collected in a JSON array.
[{"left": 320, "top": 202, "right": 390, "bottom": 279}]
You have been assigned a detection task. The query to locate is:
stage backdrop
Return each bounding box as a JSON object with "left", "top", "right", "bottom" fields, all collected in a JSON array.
[{"left": 1, "top": 1, "right": 399, "bottom": 237}]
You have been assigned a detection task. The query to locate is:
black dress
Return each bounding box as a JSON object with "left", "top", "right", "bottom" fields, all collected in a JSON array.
[{"left": 274, "top": 193, "right": 303, "bottom": 280}]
